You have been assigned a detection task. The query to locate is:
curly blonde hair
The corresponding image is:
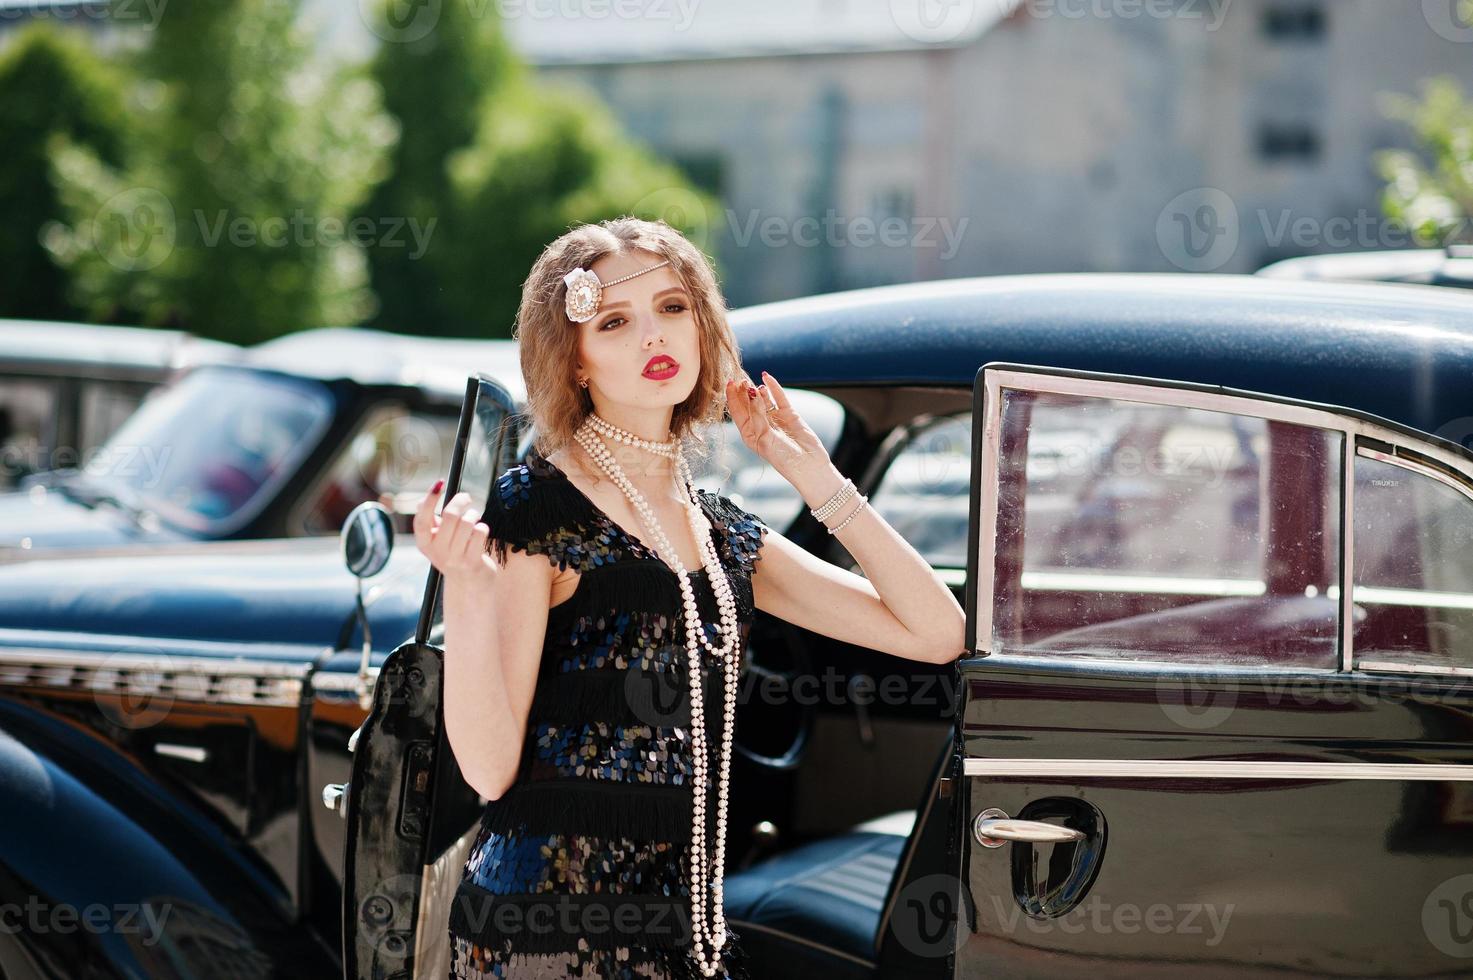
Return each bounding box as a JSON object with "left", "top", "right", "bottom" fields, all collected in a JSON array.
[{"left": 511, "top": 216, "right": 750, "bottom": 480}]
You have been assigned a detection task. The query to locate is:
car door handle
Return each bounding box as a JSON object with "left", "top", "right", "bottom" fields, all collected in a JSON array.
[{"left": 973, "top": 807, "right": 1085, "bottom": 848}]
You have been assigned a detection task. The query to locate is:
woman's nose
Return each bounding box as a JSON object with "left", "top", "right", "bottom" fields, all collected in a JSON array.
[{"left": 640, "top": 317, "right": 666, "bottom": 346}]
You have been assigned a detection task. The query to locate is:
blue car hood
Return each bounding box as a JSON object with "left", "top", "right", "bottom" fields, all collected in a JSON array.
[
  {"left": 0, "top": 536, "right": 431, "bottom": 653},
  {"left": 0, "top": 485, "right": 189, "bottom": 552}
]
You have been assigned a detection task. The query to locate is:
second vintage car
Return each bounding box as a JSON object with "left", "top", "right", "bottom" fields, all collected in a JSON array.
[{"left": 0, "top": 327, "right": 526, "bottom": 558}]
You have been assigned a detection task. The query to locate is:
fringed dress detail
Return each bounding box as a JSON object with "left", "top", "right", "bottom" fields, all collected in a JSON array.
[{"left": 448, "top": 449, "right": 768, "bottom": 980}]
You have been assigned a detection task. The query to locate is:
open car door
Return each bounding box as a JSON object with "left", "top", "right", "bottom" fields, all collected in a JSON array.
[
  {"left": 956, "top": 363, "right": 1473, "bottom": 976},
  {"left": 341, "top": 374, "right": 520, "bottom": 979}
]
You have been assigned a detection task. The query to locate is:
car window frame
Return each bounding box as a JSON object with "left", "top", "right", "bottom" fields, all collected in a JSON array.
[
  {"left": 970, "top": 364, "right": 1473, "bottom": 678},
  {"left": 288, "top": 399, "right": 462, "bottom": 536}
]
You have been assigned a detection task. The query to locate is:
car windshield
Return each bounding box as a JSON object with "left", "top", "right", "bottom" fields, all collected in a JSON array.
[{"left": 79, "top": 366, "right": 333, "bottom": 531}]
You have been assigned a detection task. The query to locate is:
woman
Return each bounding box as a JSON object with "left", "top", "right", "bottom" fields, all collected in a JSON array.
[{"left": 413, "top": 217, "right": 966, "bottom": 979}]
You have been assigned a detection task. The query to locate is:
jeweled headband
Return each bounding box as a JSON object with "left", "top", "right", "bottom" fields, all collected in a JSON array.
[{"left": 563, "top": 258, "right": 671, "bottom": 323}]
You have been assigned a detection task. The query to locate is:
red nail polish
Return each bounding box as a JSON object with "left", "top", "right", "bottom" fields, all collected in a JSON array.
[{"left": 432, "top": 479, "right": 444, "bottom": 492}]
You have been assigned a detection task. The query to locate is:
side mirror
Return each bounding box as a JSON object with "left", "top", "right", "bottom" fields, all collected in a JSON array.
[
  {"left": 341, "top": 501, "right": 395, "bottom": 709},
  {"left": 341, "top": 501, "right": 395, "bottom": 579}
]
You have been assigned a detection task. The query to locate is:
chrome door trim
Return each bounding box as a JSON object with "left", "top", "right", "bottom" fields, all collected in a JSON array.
[
  {"left": 0, "top": 647, "right": 308, "bottom": 706},
  {"left": 963, "top": 758, "right": 1473, "bottom": 781},
  {"left": 1358, "top": 445, "right": 1473, "bottom": 505},
  {"left": 973, "top": 366, "right": 1473, "bottom": 671},
  {"left": 972, "top": 370, "right": 1003, "bottom": 654},
  {"left": 1341, "top": 432, "right": 1355, "bottom": 671},
  {"left": 1357, "top": 660, "right": 1473, "bottom": 678}
]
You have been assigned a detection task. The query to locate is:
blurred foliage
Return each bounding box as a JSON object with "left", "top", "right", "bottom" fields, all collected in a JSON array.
[
  {"left": 360, "top": 0, "right": 719, "bottom": 339},
  {"left": 0, "top": 24, "right": 127, "bottom": 321},
  {"left": 434, "top": 76, "right": 721, "bottom": 338},
  {"left": 44, "top": 0, "right": 397, "bottom": 343},
  {"left": 359, "top": 0, "right": 519, "bottom": 336},
  {"left": 1376, "top": 75, "right": 1473, "bottom": 247},
  {"left": 15, "top": 0, "right": 716, "bottom": 342}
]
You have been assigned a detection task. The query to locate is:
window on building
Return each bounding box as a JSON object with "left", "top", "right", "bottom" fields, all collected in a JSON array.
[
  {"left": 1257, "top": 122, "right": 1321, "bottom": 162},
  {"left": 1262, "top": 4, "right": 1325, "bottom": 39}
]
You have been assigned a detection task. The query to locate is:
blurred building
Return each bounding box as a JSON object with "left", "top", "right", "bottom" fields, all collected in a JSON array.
[
  {"left": 496, "top": 0, "right": 1473, "bottom": 303},
  {"left": 10, "top": 0, "right": 1473, "bottom": 305}
]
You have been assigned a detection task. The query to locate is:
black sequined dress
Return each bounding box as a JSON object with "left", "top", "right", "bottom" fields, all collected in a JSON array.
[{"left": 448, "top": 449, "right": 767, "bottom": 980}]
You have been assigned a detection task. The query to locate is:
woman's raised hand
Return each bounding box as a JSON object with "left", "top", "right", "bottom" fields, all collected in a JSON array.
[{"left": 414, "top": 479, "right": 496, "bottom": 579}]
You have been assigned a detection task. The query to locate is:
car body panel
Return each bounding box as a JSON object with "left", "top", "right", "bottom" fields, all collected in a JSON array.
[{"left": 955, "top": 361, "right": 1473, "bottom": 976}]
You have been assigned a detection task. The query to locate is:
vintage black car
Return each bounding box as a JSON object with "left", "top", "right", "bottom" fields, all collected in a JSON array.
[
  {"left": 1257, "top": 243, "right": 1473, "bottom": 290},
  {"left": 0, "top": 319, "right": 238, "bottom": 493},
  {"left": 3, "top": 272, "right": 1473, "bottom": 979},
  {"left": 0, "top": 327, "right": 524, "bottom": 558}
]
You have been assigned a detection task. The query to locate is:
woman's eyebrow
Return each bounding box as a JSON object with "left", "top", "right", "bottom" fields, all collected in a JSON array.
[{"left": 601, "top": 286, "right": 689, "bottom": 310}]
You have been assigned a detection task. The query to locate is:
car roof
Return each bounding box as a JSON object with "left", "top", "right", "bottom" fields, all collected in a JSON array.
[
  {"left": 729, "top": 272, "right": 1473, "bottom": 443},
  {"left": 243, "top": 327, "right": 525, "bottom": 403},
  {"left": 0, "top": 319, "right": 242, "bottom": 377},
  {"left": 1256, "top": 247, "right": 1473, "bottom": 289}
]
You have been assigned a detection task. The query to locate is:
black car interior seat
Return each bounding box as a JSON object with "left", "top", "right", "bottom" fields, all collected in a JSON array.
[{"left": 723, "top": 736, "right": 953, "bottom": 979}]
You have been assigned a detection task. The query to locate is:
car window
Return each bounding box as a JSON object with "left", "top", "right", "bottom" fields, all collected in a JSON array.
[
  {"left": 300, "top": 404, "right": 461, "bottom": 535},
  {"left": 869, "top": 414, "right": 972, "bottom": 569},
  {"left": 83, "top": 366, "right": 333, "bottom": 530},
  {"left": 683, "top": 387, "right": 846, "bottom": 532},
  {"left": 0, "top": 376, "right": 59, "bottom": 490},
  {"left": 79, "top": 380, "right": 150, "bottom": 456},
  {"left": 1352, "top": 451, "right": 1473, "bottom": 671},
  {"left": 990, "top": 389, "right": 1342, "bottom": 668}
]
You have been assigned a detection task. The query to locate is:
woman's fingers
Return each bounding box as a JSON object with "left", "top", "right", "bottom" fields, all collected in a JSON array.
[
  {"left": 761, "top": 371, "right": 792, "bottom": 412},
  {"left": 414, "top": 479, "right": 445, "bottom": 555},
  {"left": 440, "top": 493, "right": 475, "bottom": 554}
]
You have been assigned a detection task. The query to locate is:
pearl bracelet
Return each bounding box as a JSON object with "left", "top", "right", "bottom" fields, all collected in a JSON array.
[
  {"left": 825, "top": 494, "right": 868, "bottom": 534},
  {"left": 811, "top": 477, "right": 856, "bottom": 522}
]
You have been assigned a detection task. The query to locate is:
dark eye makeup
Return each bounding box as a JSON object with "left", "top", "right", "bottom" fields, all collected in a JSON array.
[{"left": 597, "top": 301, "right": 688, "bottom": 331}]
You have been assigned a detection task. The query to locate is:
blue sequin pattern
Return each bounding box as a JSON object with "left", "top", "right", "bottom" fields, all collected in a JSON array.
[{"left": 450, "top": 450, "right": 766, "bottom": 979}]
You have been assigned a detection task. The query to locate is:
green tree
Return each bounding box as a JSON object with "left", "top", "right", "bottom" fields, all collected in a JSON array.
[
  {"left": 46, "top": 0, "right": 397, "bottom": 342},
  {"left": 359, "top": 0, "right": 519, "bottom": 335},
  {"left": 1375, "top": 75, "right": 1473, "bottom": 247},
  {"left": 0, "top": 24, "right": 127, "bottom": 321},
  {"left": 436, "top": 76, "right": 721, "bottom": 338},
  {"left": 359, "top": 1, "right": 718, "bottom": 339}
]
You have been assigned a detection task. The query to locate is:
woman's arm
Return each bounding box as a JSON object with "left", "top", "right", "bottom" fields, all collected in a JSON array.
[
  {"left": 750, "top": 469, "right": 965, "bottom": 664},
  {"left": 416, "top": 484, "right": 554, "bottom": 801},
  {"left": 728, "top": 374, "right": 967, "bottom": 665}
]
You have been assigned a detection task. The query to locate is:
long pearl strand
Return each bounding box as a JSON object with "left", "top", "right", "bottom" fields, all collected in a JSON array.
[{"left": 572, "top": 412, "right": 741, "bottom": 977}]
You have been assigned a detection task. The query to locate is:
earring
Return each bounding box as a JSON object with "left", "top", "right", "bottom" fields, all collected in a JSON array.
[{"left": 578, "top": 378, "right": 589, "bottom": 388}]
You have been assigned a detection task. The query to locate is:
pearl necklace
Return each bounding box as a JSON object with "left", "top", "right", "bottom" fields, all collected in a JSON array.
[{"left": 572, "top": 412, "right": 741, "bottom": 977}]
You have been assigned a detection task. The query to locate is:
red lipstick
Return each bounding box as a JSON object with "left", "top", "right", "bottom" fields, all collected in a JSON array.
[{"left": 642, "top": 355, "right": 679, "bottom": 380}]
